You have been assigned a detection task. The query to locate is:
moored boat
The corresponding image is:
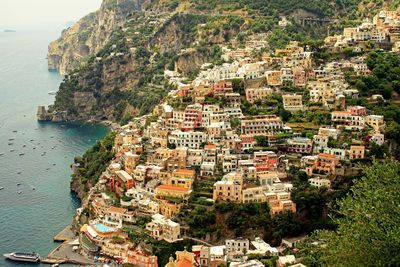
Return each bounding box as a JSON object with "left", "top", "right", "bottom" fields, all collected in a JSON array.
[{"left": 3, "top": 252, "right": 40, "bottom": 263}]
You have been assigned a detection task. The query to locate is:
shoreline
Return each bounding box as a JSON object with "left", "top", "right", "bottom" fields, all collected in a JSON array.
[
  {"left": 44, "top": 224, "right": 98, "bottom": 266},
  {"left": 98, "top": 120, "right": 121, "bottom": 132}
]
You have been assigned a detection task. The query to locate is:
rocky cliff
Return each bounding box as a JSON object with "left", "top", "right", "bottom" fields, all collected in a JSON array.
[
  {"left": 43, "top": 11, "right": 239, "bottom": 123},
  {"left": 48, "top": 0, "right": 145, "bottom": 75},
  {"left": 44, "top": 0, "right": 373, "bottom": 123}
]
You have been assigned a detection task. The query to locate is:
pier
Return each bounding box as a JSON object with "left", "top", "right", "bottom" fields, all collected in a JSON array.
[{"left": 41, "top": 224, "right": 97, "bottom": 265}]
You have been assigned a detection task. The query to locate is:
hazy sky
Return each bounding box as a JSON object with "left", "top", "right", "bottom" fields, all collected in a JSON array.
[{"left": 0, "top": 0, "right": 103, "bottom": 26}]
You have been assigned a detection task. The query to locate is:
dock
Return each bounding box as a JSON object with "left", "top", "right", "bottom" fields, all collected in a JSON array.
[
  {"left": 41, "top": 225, "right": 97, "bottom": 265},
  {"left": 54, "top": 225, "right": 75, "bottom": 242}
]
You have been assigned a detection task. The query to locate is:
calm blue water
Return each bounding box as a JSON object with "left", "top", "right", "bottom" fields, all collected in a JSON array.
[{"left": 0, "top": 25, "right": 109, "bottom": 266}]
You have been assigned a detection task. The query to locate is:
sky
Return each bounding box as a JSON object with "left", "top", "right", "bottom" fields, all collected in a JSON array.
[{"left": 0, "top": 0, "right": 103, "bottom": 27}]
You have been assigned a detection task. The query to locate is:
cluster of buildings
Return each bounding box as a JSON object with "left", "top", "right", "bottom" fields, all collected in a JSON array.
[
  {"left": 325, "top": 10, "right": 400, "bottom": 52},
  {"left": 73, "top": 27, "right": 389, "bottom": 266}
]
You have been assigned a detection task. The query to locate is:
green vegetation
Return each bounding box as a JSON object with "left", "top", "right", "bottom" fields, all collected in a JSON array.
[
  {"left": 74, "top": 132, "right": 116, "bottom": 187},
  {"left": 151, "top": 239, "right": 195, "bottom": 266},
  {"left": 299, "top": 160, "right": 400, "bottom": 266},
  {"left": 348, "top": 51, "right": 400, "bottom": 99}
]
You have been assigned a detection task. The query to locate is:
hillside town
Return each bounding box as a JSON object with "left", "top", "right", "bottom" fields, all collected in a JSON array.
[{"left": 67, "top": 10, "right": 397, "bottom": 267}]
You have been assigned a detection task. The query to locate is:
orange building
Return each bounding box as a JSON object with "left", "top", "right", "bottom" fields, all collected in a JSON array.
[
  {"left": 155, "top": 185, "right": 192, "bottom": 201},
  {"left": 127, "top": 245, "right": 158, "bottom": 267},
  {"left": 350, "top": 145, "right": 365, "bottom": 160},
  {"left": 306, "top": 153, "right": 339, "bottom": 176}
]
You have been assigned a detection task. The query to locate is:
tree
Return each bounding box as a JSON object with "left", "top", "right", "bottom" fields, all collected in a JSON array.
[{"left": 312, "top": 159, "right": 400, "bottom": 266}]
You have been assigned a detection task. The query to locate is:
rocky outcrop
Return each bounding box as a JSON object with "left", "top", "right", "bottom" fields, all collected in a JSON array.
[
  {"left": 48, "top": 0, "right": 145, "bottom": 75},
  {"left": 174, "top": 49, "right": 211, "bottom": 74}
]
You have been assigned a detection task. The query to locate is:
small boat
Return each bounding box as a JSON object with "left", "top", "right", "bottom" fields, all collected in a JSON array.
[
  {"left": 32, "top": 187, "right": 36, "bottom": 190},
  {"left": 9, "top": 138, "right": 14, "bottom": 141},
  {"left": 10, "top": 149, "right": 14, "bottom": 152},
  {"left": 52, "top": 264, "right": 59, "bottom": 267},
  {"left": 12, "top": 130, "right": 17, "bottom": 133},
  {"left": 0, "top": 153, "right": 4, "bottom": 156},
  {"left": 3, "top": 252, "right": 40, "bottom": 263},
  {"left": 19, "top": 152, "right": 25, "bottom": 156},
  {"left": 52, "top": 163, "right": 56, "bottom": 166},
  {"left": 23, "top": 144, "right": 26, "bottom": 147},
  {"left": 17, "top": 172, "right": 21, "bottom": 174},
  {"left": 48, "top": 91, "right": 56, "bottom": 95},
  {"left": 8, "top": 143, "right": 13, "bottom": 145},
  {"left": 30, "top": 139, "right": 34, "bottom": 141},
  {"left": 17, "top": 190, "right": 22, "bottom": 194},
  {"left": 16, "top": 183, "right": 20, "bottom": 186},
  {"left": 0, "top": 187, "right": 4, "bottom": 190},
  {"left": 33, "top": 147, "right": 36, "bottom": 150},
  {"left": 41, "top": 152, "right": 46, "bottom": 156}
]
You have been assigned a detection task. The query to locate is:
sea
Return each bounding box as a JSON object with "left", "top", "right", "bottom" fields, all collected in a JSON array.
[{"left": 0, "top": 25, "right": 109, "bottom": 266}]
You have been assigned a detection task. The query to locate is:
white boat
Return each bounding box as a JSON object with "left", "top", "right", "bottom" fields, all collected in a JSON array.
[
  {"left": 10, "top": 149, "right": 14, "bottom": 152},
  {"left": 32, "top": 187, "right": 36, "bottom": 190},
  {"left": 48, "top": 91, "right": 56, "bottom": 95},
  {"left": 41, "top": 152, "right": 46, "bottom": 156},
  {"left": 19, "top": 152, "right": 25, "bottom": 156},
  {"left": 17, "top": 190, "right": 22, "bottom": 194},
  {"left": 0, "top": 187, "right": 4, "bottom": 190},
  {"left": 3, "top": 252, "right": 40, "bottom": 263},
  {"left": 23, "top": 144, "right": 26, "bottom": 147},
  {"left": 0, "top": 153, "right": 4, "bottom": 156}
]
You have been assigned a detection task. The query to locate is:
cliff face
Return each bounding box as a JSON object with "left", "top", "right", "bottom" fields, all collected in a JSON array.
[
  {"left": 48, "top": 0, "right": 145, "bottom": 75},
  {"left": 42, "top": 11, "right": 233, "bottom": 123}
]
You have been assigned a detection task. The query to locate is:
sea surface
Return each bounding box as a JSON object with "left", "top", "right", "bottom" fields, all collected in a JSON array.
[{"left": 0, "top": 25, "right": 109, "bottom": 266}]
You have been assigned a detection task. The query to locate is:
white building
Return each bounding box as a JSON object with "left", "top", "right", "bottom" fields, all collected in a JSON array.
[
  {"left": 168, "top": 130, "right": 208, "bottom": 149},
  {"left": 309, "top": 177, "right": 331, "bottom": 189},
  {"left": 225, "top": 239, "right": 249, "bottom": 254}
]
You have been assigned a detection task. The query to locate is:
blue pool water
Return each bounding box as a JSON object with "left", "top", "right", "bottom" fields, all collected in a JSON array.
[{"left": 95, "top": 224, "right": 115, "bottom": 233}]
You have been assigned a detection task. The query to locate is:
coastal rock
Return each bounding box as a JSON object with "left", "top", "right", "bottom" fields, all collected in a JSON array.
[{"left": 48, "top": 0, "right": 145, "bottom": 75}]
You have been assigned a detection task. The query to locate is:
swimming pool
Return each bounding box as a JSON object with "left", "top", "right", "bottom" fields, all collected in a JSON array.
[{"left": 95, "top": 224, "right": 115, "bottom": 233}]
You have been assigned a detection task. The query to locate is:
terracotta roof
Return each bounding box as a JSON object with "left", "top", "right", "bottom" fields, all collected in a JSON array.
[
  {"left": 108, "top": 206, "right": 127, "bottom": 214},
  {"left": 332, "top": 111, "right": 351, "bottom": 114},
  {"left": 157, "top": 185, "right": 190, "bottom": 192},
  {"left": 350, "top": 145, "right": 365, "bottom": 149},
  {"left": 175, "top": 169, "right": 195, "bottom": 174},
  {"left": 318, "top": 153, "right": 336, "bottom": 158},
  {"left": 204, "top": 145, "right": 217, "bottom": 149},
  {"left": 176, "top": 258, "right": 194, "bottom": 267}
]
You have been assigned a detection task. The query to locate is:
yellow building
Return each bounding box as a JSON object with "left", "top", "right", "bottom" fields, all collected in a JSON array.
[
  {"left": 350, "top": 145, "right": 365, "bottom": 160},
  {"left": 366, "top": 115, "right": 385, "bottom": 131},
  {"left": 164, "top": 176, "right": 193, "bottom": 189},
  {"left": 282, "top": 94, "right": 303, "bottom": 111},
  {"left": 266, "top": 71, "right": 282, "bottom": 86},
  {"left": 123, "top": 152, "right": 140, "bottom": 175},
  {"left": 159, "top": 199, "right": 184, "bottom": 218},
  {"left": 242, "top": 186, "right": 265, "bottom": 204},
  {"left": 155, "top": 185, "right": 191, "bottom": 201}
]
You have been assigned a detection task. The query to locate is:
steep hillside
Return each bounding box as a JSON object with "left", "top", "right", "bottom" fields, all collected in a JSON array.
[
  {"left": 43, "top": 0, "right": 398, "bottom": 123},
  {"left": 48, "top": 0, "right": 145, "bottom": 75},
  {"left": 44, "top": 13, "right": 230, "bottom": 122}
]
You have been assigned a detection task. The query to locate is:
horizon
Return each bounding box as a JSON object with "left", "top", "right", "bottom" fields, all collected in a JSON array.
[{"left": 0, "top": 0, "right": 103, "bottom": 27}]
